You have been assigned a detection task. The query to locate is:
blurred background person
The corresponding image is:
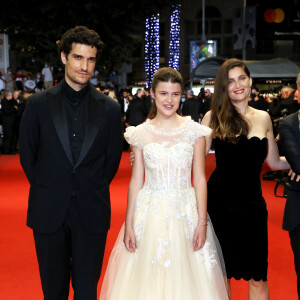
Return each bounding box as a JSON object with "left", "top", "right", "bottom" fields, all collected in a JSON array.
[
  {"left": 108, "top": 87, "right": 118, "bottom": 101},
  {"left": 90, "top": 68, "right": 100, "bottom": 87},
  {"left": 181, "top": 89, "right": 201, "bottom": 122},
  {"left": 143, "top": 87, "right": 152, "bottom": 114},
  {"left": 269, "top": 86, "right": 299, "bottom": 118},
  {"left": 0, "top": 72, "right": 5, "bottom": 92},
  {"left": 5, "top": 67, "right": 15, "bottom": 91},
  {"left": 125, "top": 88, "right": 148, "bottom": 126},
  {"left": 24, "top": 74, "right": 36, "bottom": 93},
  {"left": 15, "top": 68, "right": 24, "bottom": 92},
  {"left": 1, "top": 90, "right": 18, "bottom": 154},
  {"left": 199, "top": 88, "right": 212, "bottom": 120},
  {"left": 248, "top": 86, "right": 269, "bottom": 111},
  {"left": 35, "top": 71, "right": 43, "bottom": 92},
  {"left": 41, "top": 61, "right": 53, "bottom": 89}
]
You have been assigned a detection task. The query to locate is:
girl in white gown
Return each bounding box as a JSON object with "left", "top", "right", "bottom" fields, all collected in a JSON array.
[{"left": 100, "top": 68, "right": 229, "bottom": 300}]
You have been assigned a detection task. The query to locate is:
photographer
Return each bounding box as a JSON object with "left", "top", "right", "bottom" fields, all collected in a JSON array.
[
  {"left": 268, "top": 86, "right": 299, "bottom": 118},
  {"left": 278, "top": 72, "right": 300, "bottom": 298},
  {"left": 248, "top": 86, "right": 269, "bottom": 111}
]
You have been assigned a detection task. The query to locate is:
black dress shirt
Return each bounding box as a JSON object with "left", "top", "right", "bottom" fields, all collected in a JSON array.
[{"left": 63, "top": 81, "right": 90, "bottom": 163}]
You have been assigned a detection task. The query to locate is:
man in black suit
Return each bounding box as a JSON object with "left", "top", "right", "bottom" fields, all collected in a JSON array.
[
  {"left": 181, "top": 89, "right": 201, "bottom": 122},
  {"left": 279, "top": 73, "right": 300, "bottom": 298},
  {"left": 143, "top": 87, "right": 153, "bottom": 114},
  {"left": 125, "top": 88, "right": 148, "bottom": 126},
  {"left": 19, "top": 26, "right": 123, "bottom": 300}
]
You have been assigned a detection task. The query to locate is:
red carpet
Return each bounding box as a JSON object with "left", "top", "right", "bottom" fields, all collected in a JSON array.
[{"left": 0, "top": 152, "right": 297, "bottom": 299}]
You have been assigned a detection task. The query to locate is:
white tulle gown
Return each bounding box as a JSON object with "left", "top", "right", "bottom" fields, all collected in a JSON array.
[{"left": 100, "top": 117, "right": 229, "bottom": 300}]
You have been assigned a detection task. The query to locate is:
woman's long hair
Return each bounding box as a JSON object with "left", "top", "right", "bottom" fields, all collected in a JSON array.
[
  {"left": 210, "top": 58, "right": 251, "bottom": 142},
  {"left": 147, "top": 67, "right": 183, "bottom": 120}
]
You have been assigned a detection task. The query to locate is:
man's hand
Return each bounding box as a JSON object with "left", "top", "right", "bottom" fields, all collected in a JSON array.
[{"left": 288, "top": 169, "right": 300, "bottom": 182}]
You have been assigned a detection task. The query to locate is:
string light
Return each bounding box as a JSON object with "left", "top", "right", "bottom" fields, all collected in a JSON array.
[
  {"left": 145, "top": 13, "right": 160, "bottom": 88},
  {"left": 169, "top": 4, "right": 181, "bottom": 70},
  {"left": 145, "top": 17, "right": 150, "bottom": 88}
]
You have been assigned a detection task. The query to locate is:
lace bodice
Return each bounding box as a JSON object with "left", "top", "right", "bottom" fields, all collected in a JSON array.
[{"left": 125, "top": 117, "right": 212, "bottom": 191}]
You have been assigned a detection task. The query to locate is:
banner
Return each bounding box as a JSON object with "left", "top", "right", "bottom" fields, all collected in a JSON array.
[{"left": 233, "top": 7, "right": 256, "bottom": 50}]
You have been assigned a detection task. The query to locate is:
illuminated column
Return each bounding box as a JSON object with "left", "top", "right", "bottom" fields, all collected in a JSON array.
[
  {"left": 168, "top": 4, "right": 181, "bottom": 70},
  {"left": 145, "top": 13, "right": 160, "bottom": 88}
]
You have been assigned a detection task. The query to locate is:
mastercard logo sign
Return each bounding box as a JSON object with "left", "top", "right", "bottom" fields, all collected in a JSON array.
[{"left": 264, "top": 8, "right": 285, "bottom": 23}]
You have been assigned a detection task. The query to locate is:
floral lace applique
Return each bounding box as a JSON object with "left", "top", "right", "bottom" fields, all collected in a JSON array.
[
  {"left": 200, "top": 241, "right": 218, "bottom": 269},
  {"left": 150, "top": 238, "right": 171, "bottom": 276}
]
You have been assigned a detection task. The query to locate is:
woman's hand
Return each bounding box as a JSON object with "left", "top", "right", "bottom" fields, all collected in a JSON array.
[
  {"left": 193, "top": 225, "right": 206, "bottom": 251},
  {"left": 124, "top": 224, "right": 137, "bottom": 252}
]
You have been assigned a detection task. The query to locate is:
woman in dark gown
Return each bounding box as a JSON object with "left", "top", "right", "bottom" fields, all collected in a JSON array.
[{"left": 202, "top": 58, "right": 290, "bottom": 299}]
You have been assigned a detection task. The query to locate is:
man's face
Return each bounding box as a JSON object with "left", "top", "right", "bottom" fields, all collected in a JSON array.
[
  {"left": 205, "top": 89, "right": 211, "bottom": 97},
  {"left": 137, "top": 90, "right": 144, "bottom": 98},
  {"left": 61, "top": 43, "right": 97, "bottom": 91},
  {"left": 251, "top": 88, "right": 258, "bottom": 95},
  {"left": 123, "top": 91, "right": 128, "bottom": 98},
  {"left": 13, "top": 91, "right": 19, "bottom": 99}
]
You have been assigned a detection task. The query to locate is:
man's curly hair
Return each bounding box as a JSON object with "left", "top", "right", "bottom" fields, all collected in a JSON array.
[{"left": 57, "top": 26, "right": 104, "bottom": 59}]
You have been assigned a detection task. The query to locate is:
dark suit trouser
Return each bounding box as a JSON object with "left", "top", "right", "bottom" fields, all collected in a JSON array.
[
  {"left": 2, "top": 117, "right": 16, "bottom": 153},
  {"left": 290, "top": 224, "right": 300, "bottom": 299},
  {"left": 33, "top": 198, "right": 107, "bottom": 300}
]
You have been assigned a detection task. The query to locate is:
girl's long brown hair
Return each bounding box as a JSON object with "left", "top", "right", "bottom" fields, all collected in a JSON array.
[
  {"left": 147, "top": 67, "right": 183, "bottom": 120},
  {"left": 209, "top": 58, "right": 251, "bottom": 142}
]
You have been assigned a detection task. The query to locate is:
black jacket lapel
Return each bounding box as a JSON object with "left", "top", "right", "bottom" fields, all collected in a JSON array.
[
  {"left": 48, "top": 83, "right": 73, "bottom": 166},
  {"left": 74, "top": 85, "right": 104, "bottom": 169}
]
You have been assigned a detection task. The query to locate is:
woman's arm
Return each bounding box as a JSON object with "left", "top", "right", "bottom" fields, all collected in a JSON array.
[
  {"left": 265, "top": 113, "right": 290, "bottom": 170},
  {"left": 192, "top": 136, "right": 207, "bottom": 251},
  {"left": 124, "top": 146, "right": 145, "bottom": 252}
]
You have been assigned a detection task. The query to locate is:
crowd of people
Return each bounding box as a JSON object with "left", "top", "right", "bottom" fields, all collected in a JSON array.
[
  {"left": 1, "top": 24, "right": 300, "bottom": 300},
  {"left": 1, "top": 60, "right": 299, "bottom": 157}
]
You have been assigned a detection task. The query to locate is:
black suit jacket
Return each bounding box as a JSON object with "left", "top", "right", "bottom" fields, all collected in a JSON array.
[
  {"left": 117, "top": 97, "right": 126, "bottom": 116},
  {"left": 20, "top": 81, "right": 123, "bottom": 234},
  {"left": 279, "top": 111, "right": 300, "bottom": 231},
  {"left": 125, "top": 96, "right": 148, "bottom": 126},
  {"left": 182, "top": 97, "right": 201, "bottom": 122}
]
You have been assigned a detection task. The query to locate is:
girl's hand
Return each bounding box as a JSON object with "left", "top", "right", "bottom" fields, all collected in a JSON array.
[
  {"left": 124, "top": 225, "right": 137, "bottom": 252},
  {"left": 193, "top": 225, "right": 206, "bottom": 251},
  {"left": 129, "top": 151, "right": 135, "bottom": 167}
]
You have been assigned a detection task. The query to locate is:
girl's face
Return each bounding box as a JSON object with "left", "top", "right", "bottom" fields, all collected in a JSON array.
[
  {"left": 227, "top": 67, "right": 252, "bottom": 103},
  {"left": 151, "top": 81, "right": 182, "bottom": 118}
]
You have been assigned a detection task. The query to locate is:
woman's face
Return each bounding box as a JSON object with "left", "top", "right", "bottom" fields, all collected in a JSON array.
[
  {"left": 227, "top": 67, "right": 252, "bottom": 103},
  {"left": 151, "top": 81, "right": 181, "bottom": 118}
]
